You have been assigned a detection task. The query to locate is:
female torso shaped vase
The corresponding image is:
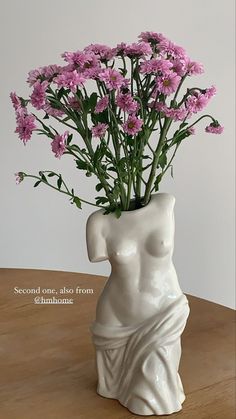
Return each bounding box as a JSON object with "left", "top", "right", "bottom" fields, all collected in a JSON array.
[{"left": 86, "top": 192, "right": 190, "bottom": 416}]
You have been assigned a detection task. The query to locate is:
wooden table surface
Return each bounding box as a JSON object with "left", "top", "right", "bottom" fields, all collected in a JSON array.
[{"left": 0, "top": 268, "right": 235, "bottom": 419}]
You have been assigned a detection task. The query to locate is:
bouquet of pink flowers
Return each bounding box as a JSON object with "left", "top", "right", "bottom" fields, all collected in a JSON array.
[{"left": 11, "top": 31, "right": 223, "bottom": 216}]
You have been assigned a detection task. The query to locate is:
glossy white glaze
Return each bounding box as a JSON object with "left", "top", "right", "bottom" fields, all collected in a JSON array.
[{"left": 86, "top": 193, "right": 190, "bottom": 416}]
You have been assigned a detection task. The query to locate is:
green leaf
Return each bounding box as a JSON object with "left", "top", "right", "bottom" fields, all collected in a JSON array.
[
  {"left": 67, "top": 134, "right": 73, "bottom": 145},
  {"left": 114, "top": 207, "right": 122, "bottom": 219},
  {"left": 172, "top": 131, "right": 188, "bottom": 145},
  {"left": 95, "top": 183, "right": 103, "bottom": 192},
  {"left": 57, "top": 87, "right": 65, "bottom": 100},
  {"left": 73, "top": 196, "right": 82, "bottom": 209},
  {"left": 170, "top": 165, "right": 174, "bottom": 178},
  {"left": 95, "top": 196, "right": 109, "bottom": 205},
  {"left": 34, "top": 180, "right": 41, "bottom": 188},
  {"left": 43, "top": 113, "right": 49, "bottom": 120},
  {"left": 69, "top": 144, "right": 81, "bottom": 152},
  {"left": 57, "top": 176, "right": 62, "bottom": 190},
  {"left": 48, "top": 172, "right": 56, "bottom": 177},
  {"left": 76, "top": 159, "right": 89, "bottom": 170},
  {"left": 89, "top": 92, "right": 98, "bottom": 112},
  {"left": 107, "top": 167, "right": 117, "bottom": 173},
  {"left": 41, "top": 174, "right": 47, "bottom": 183},
  {"left": 158, "top": 153, "right": 167, "bottom": 170},
  {"left": 179, "top": 122, "right": 188, "bottom": 130},
  {"left": 154, "top": 173, "right": 163, "bottom": 191}
]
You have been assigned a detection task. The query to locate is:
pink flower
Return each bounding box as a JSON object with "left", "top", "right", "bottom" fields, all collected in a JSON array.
[
  {"left": 149, "top": 101, "right": 168, "bottom": 113},
  {"left": 187, "top": 126, "right": 196, "bottom": 135},
  {"left": 27, "top": 68, "right": 44, "bottom": 86},
  {"left": 149, "top": 101, "right": 189, "bottom": 121},
  {"left": 123, "top": 115, "right": 143, "bottom": 135},
  {"left": 51, "top": 131, "right": 69, "bottom": 158},
  {"left": 138, "top": 31, "right": 166, "bottom": 44},
  {"left": 95, "top": 95, "right": 109, "bottom": 113},
  {"left": 41, "top": 64, "right": 61, "bottom": 79},
  {"left": 84, "top": 44, "right": 115, "bottom": 61},
  {"left": 62, "top": 51, "right": 100, "bottom": 78},
  {"left": 156, "top": 72, "right": 181, "bottom": 96},
  {"left": 205, "top": 85, "right": 217, "bottom": 99},
  {"left": 91, "top": 123, "right": 108, "bottom": 138},
  {"left": 124, "top": 42, "right": 152, "bottom": 57},
  {"left": 15, "top": 172, "right": 25, "bottom": 184},
  {"left": 54, "top": 70, "right": 85, "bottom": 93},
  {"left": 98, "top": 68, "right": 125, "bottom": 91},
  {"left": 62, "top": 50, "right": 92, "bottom": 66},
  {"left": 159, "top": 39, "right": 186, "bottom": 59},
  {"left": 186, "top": 60, "right": 204, "bottom": 75},
  {"left": 171, "top": 59, "right": 186, "bottom": 76},
  {"left": 43, "top": 102, "right": 65, "bottom": 117},
  {"left": 115, "top": 42, "right": 128, "bottom": 56},
  {"left": 30, "top": 80, "right": 48, "bottom": 110},
  {"left": 185, "top": 92, "right": 209, "bottom": 113},
  {"left": 67, "top": 96, "right": 81, "bottom": 111},
  {"left": 165, "top": 107, "right": 189, "bottom": 121},
  {"left": 27, "top": 65, "right": 61, "bottom": 86},
  {"left": 15, "top": 113, "right": 37, "bottom": 145},
  {"left": 140, "top": 58, "right": 173, "bottom": 75},
  {"left": 205, "top": 123, "right": 224, "bottom": 134},
  {"left": 10, "top": 92, "right": 22, "bottom": 111},
  {"left": 116, "top": 92, "right": 139, "bottom": 113}
]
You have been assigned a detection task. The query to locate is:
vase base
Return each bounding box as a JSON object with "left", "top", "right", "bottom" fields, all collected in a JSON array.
[{"left": 97, "top": 389, "right": 185, "bottom": 416}]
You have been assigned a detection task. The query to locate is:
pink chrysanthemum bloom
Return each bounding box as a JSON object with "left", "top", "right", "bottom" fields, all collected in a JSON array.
[
  {"left": 205, "top": 85, "right": 217, "bottom": 99},
  {"left": 140, "top": 58, "right": 173, "bottom": 75},
  {"left": 98, "top": 68, "right": 125, "bottom": 91},
  {"left": 67, "top": 96, "right": 81, "bottom": 111},
  {"left": 15, "top": 172, "right": 25, "bottom": 184},
  {"left": 138, "top": 31, "right": 166, "bottom": 44},
  {"left": 187, "top": 126, "right": 196, "bottom": 135},
  {"left": 125, "top": 42, "right": 152, "bottom": 58},
  {"left": 156, "top": 72, "right": 181, "bottom": 96},
  {"left": 27, "top": 68, "right": 44, "bottom": 86},
  {"left": 165, "top": 106, "right": 189, "bottom": 121},
  {"left": 62, "top": 51, "right": 100, "bottom": 78},
  {"left": 30, "top": 80, "right": 48, "bottom": 110},
  {"left": 159, "top": 39, "right": 186, "bottom": 59},
  {"left": 10, "top": 92, "right": 22, "bottom": 111},
  {"left": 116, "top": 92, "right": 139, "bottom": 113},
  {"left": 84, "top": 44, "right": 116, "bottom": 61},
  {"left": 205, "top": 122, "right": 224, "bottom": 134},
  {"left": 123, "top": 115, "right": 143, "bottom": 136},
  {"left": 186, "top": 60, "right": 204, "bottom": 75},
  {"left": 91, "top": 123, "right": 108, "bottom": 138},
  {"left": 171, "top": 59, "right": 186, "bottom": 76},
  {"left": 15, "top": 113, "right": 37, "bottom": 145},
  {"left": 185, "top": 92, "right": 209, "bottom": 113},
  {"left": 54, "top": 70, "right": 86, "bottom": 93},
  {"left": 41, "top": 64, "right": 61, "bottom": 80},
  {"left": 62, "top": 50, "right": 92, "bottom": 66},
  {"left": 148, "top": 100, "right": 168, "bottom": 112},
  {"left": 95, "top": 95, "right": 109, "bottom": 114},
  {"left": 51, "top": 131, "right": 69, "bottom": 158},
  {"left": 115, "top": 42, "right": 128, "bottom": 56},
  {"left": 43, "top": 102, "right": 65, "bottom": 117}
]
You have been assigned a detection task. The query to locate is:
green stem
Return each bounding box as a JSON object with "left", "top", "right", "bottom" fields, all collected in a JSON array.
[
  {"left": 143, "top": 118, "right": 172, "bottom": 205},
  {"left": 24, "top": 174, "right": 105, "bottom": 209}
]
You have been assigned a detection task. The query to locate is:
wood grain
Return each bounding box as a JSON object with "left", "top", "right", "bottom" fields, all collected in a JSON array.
[{"left": 0, "top": 268, "right": 235, "bottom": 419}]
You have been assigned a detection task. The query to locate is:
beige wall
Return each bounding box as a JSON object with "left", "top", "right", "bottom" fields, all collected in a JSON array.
[{"left": 0, "top": 0, "right": 235, "bottom": 308}]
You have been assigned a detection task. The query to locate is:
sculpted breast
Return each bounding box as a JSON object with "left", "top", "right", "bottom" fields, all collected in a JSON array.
[
  {"left": 108, "top": 239, "right": 138, "bottom": 264},
  {"left": 145, "top": 229, "right": 173, "bottom": 258}
]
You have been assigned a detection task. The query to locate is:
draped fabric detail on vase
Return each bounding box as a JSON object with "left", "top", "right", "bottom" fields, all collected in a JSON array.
[{"left": 90, "top": 294, "right": 190, "bottom": 416}]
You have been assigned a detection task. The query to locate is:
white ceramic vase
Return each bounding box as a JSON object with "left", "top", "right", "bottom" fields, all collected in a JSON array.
[{"left": 86, "top": 192, "right": 190, "bottom": 416}]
